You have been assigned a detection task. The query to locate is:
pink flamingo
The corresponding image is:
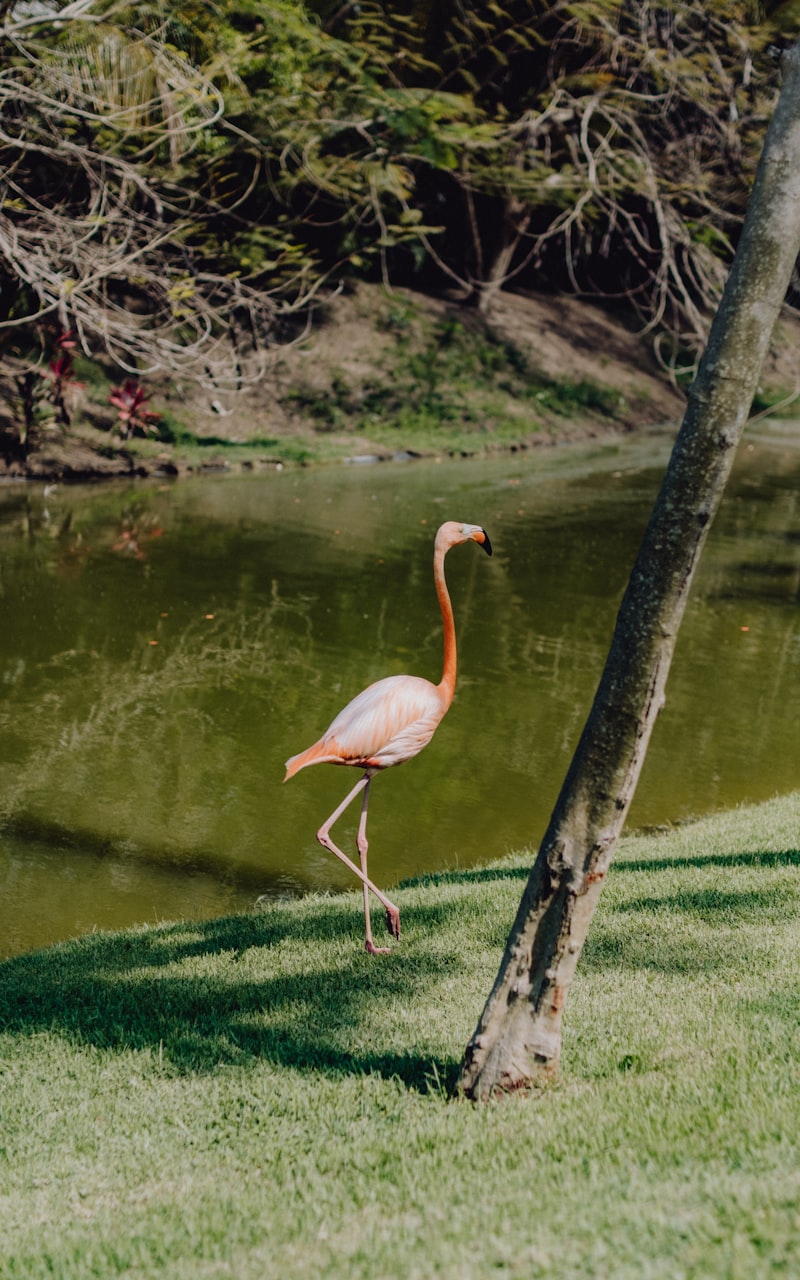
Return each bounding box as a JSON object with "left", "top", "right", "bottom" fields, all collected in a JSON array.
[{"left": 284, "top": 521, "right": 492, "bottom": 954}]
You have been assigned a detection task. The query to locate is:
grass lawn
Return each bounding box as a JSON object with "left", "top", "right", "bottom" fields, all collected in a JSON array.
[{"left": 1, "top": 792, "right": 799, "bottom": 1279}]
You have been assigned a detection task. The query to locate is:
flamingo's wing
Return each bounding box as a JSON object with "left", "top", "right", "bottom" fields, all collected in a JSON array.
[{"left": 284, "top": 675, "right": 446, "bottom": 778}]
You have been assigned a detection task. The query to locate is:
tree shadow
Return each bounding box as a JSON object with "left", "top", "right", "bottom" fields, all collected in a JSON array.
[
  {"left": 615, "top": 886, "right": 796, "bottom": 922},
  {"left": 4, "top": 842, "right": 796, "bottom": 1087},
  {"left": 399, "top": 864, "right": 529, "bottom": 890},
  {"left": 616, "top": 847, "right": 800, "bottom": 875},
  {"left": 583, "top": 865, "right": 800, "bottom": 975},
  {"left": 581, "top": 926, "right": 736, "bottom": 976},
  {"left": 0, "top": 901, "right": 468, "bottom": 1093},
  {"left": 402, "top": 845, "right": 800, "bottom": 892}
]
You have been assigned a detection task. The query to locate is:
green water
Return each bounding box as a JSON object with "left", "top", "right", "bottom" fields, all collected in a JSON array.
[{"left": 1, "top": 425, "right": 797, "bottom": 958}]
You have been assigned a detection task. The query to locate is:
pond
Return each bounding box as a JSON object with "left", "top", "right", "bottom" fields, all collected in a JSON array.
[{"left": 1, "top": 423, "right": 798, "bottom": 959}]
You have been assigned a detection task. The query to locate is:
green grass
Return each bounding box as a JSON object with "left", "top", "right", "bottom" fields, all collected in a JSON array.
[
  {"left": 1, "top": 792, "right": 799, "bottom": 1278},
  {"left": 124, "top": 424, "right": 323, "bottom": 469}
]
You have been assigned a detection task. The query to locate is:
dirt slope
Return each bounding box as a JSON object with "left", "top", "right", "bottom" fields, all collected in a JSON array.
[{"left": 2, "top": 283, "right": 797, "bottom": 479}]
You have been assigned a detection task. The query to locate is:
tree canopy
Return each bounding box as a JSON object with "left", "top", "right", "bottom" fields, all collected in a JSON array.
[{"left": 1, "top": 0, "right": 797, "bottom": 401}]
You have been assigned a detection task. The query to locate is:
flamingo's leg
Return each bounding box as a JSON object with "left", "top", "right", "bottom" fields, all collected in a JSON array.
[
  {"left": 356, "top": 777, "right": 391, "bottom": 955},
  {"left": 316, "top": 772, "right": 401, "bottom": 949}
]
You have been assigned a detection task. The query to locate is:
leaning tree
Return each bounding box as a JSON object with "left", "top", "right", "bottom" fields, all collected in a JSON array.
[{"left": 458, "top": 38, "right": 800, "bottom": 1101}]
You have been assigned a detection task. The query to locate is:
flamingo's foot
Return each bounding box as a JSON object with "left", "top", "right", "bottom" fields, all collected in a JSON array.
[
  {"left": 385, "top": 905, "right": 401, "bottom": 939},
  {"left": 365, "top": 939, "right": 391, "bottom": 956}
]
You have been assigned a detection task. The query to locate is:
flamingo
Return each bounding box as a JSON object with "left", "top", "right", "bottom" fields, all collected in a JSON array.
[{"left": 284, "top": 520, "right": 492, "bottom": 954}]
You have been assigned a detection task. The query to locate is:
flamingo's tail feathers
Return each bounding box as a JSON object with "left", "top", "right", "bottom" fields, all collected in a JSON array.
[{"left": 283, "top": 738, "right": 340, "bottom": 781}]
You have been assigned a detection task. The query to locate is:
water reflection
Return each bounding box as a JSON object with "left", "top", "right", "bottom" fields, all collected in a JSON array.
[{"left": 0, "top": 424, "right": 798, "bottom": 957}]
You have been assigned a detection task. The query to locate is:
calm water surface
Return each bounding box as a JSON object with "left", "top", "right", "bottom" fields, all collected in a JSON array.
[{"left": 1, "top": 425, "right": 798, "bottom": 958}]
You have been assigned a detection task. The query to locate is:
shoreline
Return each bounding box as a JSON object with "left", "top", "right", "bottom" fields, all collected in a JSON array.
[
  {"left": 2, "top": 282, "right": 796, "bottom": 483},
  {"left": 2, "top": 283, "right": 688, "bottom": 482},
  {"left": 0, "top": 417, "right": 663, "bottom": 485}
]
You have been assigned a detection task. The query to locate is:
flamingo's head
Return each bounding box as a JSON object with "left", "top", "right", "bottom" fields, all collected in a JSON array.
[{"left": 436, "top": 521, "right": 492, "bottom": 557}]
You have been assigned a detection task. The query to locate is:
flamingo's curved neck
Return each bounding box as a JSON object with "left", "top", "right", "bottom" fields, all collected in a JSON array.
[{"left": 435, "top": 542, "right": 457, "bottom": 705}]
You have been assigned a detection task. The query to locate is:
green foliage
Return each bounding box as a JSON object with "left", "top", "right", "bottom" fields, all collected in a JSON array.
[
  {"left": 0, "top": 0, "right": 795, "bottom": 428},
  {"left": 533, "top": 375, "right": 625, "bottom": 418},
  {"left": 281, "top": 0, "right": 790, "bottom": 368}
]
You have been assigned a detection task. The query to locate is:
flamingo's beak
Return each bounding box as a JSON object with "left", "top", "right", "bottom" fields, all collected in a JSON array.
[{"left": 478, "top": 529, "right": 493, "bottom": 556}]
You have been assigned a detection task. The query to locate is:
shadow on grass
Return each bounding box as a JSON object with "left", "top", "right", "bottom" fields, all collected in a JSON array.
[
  {"left": 0, "top": 900, "right": 469, "bottom": 1093},
  {"left": 3, "top": 841, "right": 796, "bottom": 1087},
  {"left": 616, "top": 847, "right": 800, "bottom": 875},
  {"left": 616, "top": 886, "right": 797, "bottom": 921},
  {"left": 398, "top": 864, "right": 529, "bottom": 890},
  {"left": 584, "top": 871, "right": 800, "bottom": 976},
  {"left": 402, "top": 845, "right": 800, "bottom": 891}
]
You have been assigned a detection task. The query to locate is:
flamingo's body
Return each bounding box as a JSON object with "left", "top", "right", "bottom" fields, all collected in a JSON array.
[
  {"left": 284, "top": 520, "right": 492, "bottom": 954},
  {"left": 284, "top": 674, "right": 448, "bottom": 776}
]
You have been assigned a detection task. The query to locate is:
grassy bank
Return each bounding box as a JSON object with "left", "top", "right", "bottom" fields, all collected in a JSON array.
[
  {"left": 1, "top": 792, "right": 799, "bottom": 1278},
  {"left": 1, "top": 285, "right": 688, "bottom": 479},
  {"left": 6, "top": 282, "right": 800, "bottom": 480}
]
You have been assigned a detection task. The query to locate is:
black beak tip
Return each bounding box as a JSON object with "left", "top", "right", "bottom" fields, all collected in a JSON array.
[{"left": 481, "top": 529, "right": 493, "bottom": 557}]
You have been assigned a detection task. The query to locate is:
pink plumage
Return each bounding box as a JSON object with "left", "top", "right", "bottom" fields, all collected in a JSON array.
[
  {"left": 284, "top": 674, "right": 447, "bottom": 776},
  {"left": 284, "top": 520, "right": 492, "bottom": 954}
]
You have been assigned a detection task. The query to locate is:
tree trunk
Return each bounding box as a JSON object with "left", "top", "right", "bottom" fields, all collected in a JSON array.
[
  {"left": 459, "top": 41, "right": 800, "bottom": 1101},
  {"left": 475, "top": 198, "right": 532, "bottom": 317}
]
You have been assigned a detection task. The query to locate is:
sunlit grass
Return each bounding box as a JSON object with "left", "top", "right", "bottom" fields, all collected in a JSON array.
[{"left": 1, "top": 792, "right": 799, "bottom": 1278}]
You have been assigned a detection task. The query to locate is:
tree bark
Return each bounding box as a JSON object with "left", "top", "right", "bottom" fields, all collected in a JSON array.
[
  {"left": 459, "top": 41, "right": 800, "bottom": 1101},
  {"left": 475, "top": 197, "right": 532, "bottom": 317}
]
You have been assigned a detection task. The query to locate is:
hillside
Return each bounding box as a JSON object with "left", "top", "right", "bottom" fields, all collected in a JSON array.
[{"left": 2, "top": 283, "right": 798, "bottom": 480}]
